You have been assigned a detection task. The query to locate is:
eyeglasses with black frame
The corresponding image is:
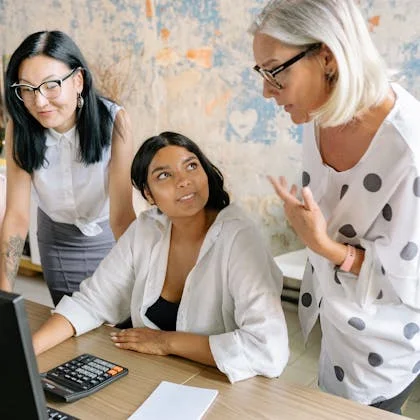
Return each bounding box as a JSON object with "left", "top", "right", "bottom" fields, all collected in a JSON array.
[
  {"left": 11, "top": 67, "right": 81, "bottom": 103},
  {"left": 254, "top": 43, "right": 322, "bottom": 90}
]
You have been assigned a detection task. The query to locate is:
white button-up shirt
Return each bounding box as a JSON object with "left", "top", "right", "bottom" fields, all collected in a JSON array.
[
  {"left": 32, "top": 100, "right": 120, "bottom": 236},
  {"left": 55, "top": 204, "right": 290, "bottom": 383},
  {"left": 299, "top": 84, "right": 420, "bottom": 404}
]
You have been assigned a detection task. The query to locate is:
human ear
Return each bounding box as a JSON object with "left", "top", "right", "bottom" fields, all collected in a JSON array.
[
  {"left": 144, "top": 187, "right": 155, "bottom": 206},
  {"left": 74, "top": 68, "right": 84, "bottom": 93},
  {"left": 319, "top": 44, "right": 337, "bottom": 74}
]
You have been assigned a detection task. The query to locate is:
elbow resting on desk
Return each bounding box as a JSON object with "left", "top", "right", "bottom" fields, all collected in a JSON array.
[{"left": 209, "top": 327, "right": 289, "bottom": 383}]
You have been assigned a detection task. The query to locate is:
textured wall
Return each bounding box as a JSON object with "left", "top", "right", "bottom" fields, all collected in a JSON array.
[{"left": 1, "top": 0, "right": 419, "bottom": 254}]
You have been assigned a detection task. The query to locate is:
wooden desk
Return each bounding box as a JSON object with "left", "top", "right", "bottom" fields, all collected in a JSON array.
[{"left": 26, "top": 301, "right": 405, "bottom": 420}]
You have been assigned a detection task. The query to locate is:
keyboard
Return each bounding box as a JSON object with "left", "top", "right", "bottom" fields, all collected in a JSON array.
[
  {"left": 47, "top": 405, "right": 79, "bottom": 419},
  {"left": 41, "top": 353, "right": 128, "bottom": 402}
]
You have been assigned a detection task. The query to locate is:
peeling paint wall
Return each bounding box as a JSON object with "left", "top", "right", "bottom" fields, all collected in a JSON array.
[{"left": 1, "top": 0, "right": 419, "bottom": 254}]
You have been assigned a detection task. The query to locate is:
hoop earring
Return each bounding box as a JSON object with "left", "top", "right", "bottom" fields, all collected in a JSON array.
[{"left": 77, "top": 92, "right": 84, "bottom": 109}]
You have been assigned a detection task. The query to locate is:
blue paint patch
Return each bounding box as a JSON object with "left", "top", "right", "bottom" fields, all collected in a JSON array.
[
  {"left": 70, "top": 18, "right": 79, "bottom": 29},
  {"left": 0, "top": 0, "right": 5, "bottom": 24},
  {"left": 109, "top": 0, "right": 126, "bottom": 13},
  {"left": 213, "top": 48, "right": 225, "bottom": 68},
  {"left": 155, "top": 0, "right": 221, "bottom": 43},
  {"left": 288, "top": 125, "right": 304, "bottom": 144},
  {"left": 401, "top": 40, "right": 420, "bottom": 97}
]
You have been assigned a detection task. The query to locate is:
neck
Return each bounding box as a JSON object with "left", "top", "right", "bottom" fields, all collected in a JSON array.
[
  {"left": 171, "top": 209, "right": 218, "bottom": 243},
  {"left": 352, "top": 88, "right": 395, "bottom": 132}
]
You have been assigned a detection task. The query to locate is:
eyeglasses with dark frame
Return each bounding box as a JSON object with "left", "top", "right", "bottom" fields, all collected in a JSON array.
[
  {"left": 254, "top": 43, "right": 322, "bottom": 90},
  {"left": 11, "top": 67, "right": 81, "bottom": 102}
]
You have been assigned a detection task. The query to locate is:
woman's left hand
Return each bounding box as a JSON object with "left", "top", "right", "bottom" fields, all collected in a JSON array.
[
  {"left": 268, "top": 175, "right": 329, "bottom": 254},
  {"left": 110, "top": 327, "right": 169, "bottom": 355}
]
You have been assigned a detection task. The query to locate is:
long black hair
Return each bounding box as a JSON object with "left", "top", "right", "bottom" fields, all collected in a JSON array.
[
  {"left": 5, "top": 30, "right": 113, "bottom": 173},
  {"left": 131, "top": 132, "right": 230, "bottom": 211}
]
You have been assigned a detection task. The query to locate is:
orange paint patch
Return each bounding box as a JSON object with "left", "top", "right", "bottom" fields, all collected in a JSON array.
[
  {"left": 161, "top": 28, "right": 170, "bottom": 41},
  {"left": 368, "top": 15, "right": 380, "bottom": 32},
  {"left": 156, "top": 48, "right": 178, "bottom": 65},
  {"left": 205, "top": 92, "right": 231, "bottom": 115},
  {"left": 214, "top": 29, "right": 222, "bottom": 37},
  {"left": 186, "top": 47, "right": 213, "bottom": 69},
  {"left": 146, "top": 0, "right": 154, "bottom": 18}
]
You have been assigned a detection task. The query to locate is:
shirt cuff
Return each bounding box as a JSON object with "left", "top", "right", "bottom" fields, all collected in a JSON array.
[{"left": 54, "top": 295, "right": 103, "bottom": 336}]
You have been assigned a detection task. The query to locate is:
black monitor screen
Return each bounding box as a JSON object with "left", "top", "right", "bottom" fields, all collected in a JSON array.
[{"left": 0, "top": 291, "right": 48, "bottom": 419}]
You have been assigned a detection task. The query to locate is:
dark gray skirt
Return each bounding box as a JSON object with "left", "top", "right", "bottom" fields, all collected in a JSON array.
[{"left": 37, "top": 208, "right": 115, "bottom": 306}]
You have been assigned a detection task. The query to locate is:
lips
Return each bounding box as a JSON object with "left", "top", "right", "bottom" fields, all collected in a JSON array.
[
  {"left": 178, "top": 192, "right": 195, "bottom": 202},
  {"left": 38, "top": 110, "right": 55, "bottom": 116}
]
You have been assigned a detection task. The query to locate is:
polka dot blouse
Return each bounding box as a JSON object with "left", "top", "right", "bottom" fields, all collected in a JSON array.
[{"left": 298, "top": 84, "right": 420, "bottom": 405}]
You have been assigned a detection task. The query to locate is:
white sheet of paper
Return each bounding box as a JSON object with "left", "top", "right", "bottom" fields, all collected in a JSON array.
[{"left": 127, "top": 381, "right": 218, "bottom": 420}]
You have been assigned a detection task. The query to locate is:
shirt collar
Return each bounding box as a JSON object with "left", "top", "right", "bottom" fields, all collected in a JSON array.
[{"left": 46, "top": 125, "right": 77, "bottom": 146}]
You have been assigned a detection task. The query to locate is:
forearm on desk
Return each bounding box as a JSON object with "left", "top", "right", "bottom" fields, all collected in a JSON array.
[
  {"left": 166, "top": 332, "right": 216, "bottom": 367},
  {"left": 33, "top": 313, "right": 76, "bottom": 355}
]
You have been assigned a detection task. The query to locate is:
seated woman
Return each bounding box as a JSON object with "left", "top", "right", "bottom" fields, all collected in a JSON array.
[{"left": 33, "top": 131, "right": 289, "bottom": 383}]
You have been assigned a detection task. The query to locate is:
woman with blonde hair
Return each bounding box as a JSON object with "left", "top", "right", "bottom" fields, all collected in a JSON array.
[{"left": 251, "top": 0, "right": 420, "bottom": 413}]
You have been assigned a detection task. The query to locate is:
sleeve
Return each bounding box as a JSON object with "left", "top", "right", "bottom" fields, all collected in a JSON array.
[
  {"left": 54, "top": 220, "right": 137, "bottom": 336},
  {"left": 209, "top": 224, "right": 289, "bottom": 383},
  {"left": 359, "top": 165, "right": 420, "bottom": 310}
]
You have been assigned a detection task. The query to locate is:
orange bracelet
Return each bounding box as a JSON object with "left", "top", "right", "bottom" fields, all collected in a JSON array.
[{"left": 340, "top": 244, "right": 356, "bottom": 272}]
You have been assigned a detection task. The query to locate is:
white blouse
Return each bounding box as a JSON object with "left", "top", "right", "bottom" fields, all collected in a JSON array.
[
  {"left": 299, "top": 84, "right": 420, "bottom": 404},
  {"left": 55, "top": 204, "right": 290, "bottom": 383},
  {"left": 31, "top": 100, "right": 120, "bottom": 236}
]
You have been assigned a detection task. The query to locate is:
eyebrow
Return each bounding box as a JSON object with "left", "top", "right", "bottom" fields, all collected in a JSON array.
[
  {"left": 18, "top": 74, "right": 60, "bottom": 85},
  {"left": 260, "top": 58, "right": 282, "bottom": 69},
  {"left": 150, "top": 155, "right": 197, "bottom": 175}
]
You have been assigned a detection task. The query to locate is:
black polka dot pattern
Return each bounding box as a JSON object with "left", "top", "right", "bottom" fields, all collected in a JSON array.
[
  {"left": 413, "top": 177, "right": 420, "bottom": 197},
  {"left": 381, "top": 266, "right": 385, "bottom": 275},
  {"left": 413, "top": 361, "right": 420, "bottom": 374},
  {"left": 376, "top": 290, "right": 383, "bottom": 300},
  {"left": 348, "top": 317, "right": 366, "bottom": 331},
  {"left": 301, "top": 292, "right": 312, "bottom": 307},
  {"left": 338, "top": 224, "right": 357, "bottom": 238},
  {"left": 400, "top": 242, "right": 418, "bottom": 261},
  {"left": 403, "top": 323, "right": 420, "bottom": 340},
  {"left": 368, "top": 352, "right": 383, "bottom": 367},
  {"left": 334, "top": 365, "right": 345, "bottom": 382},
  {"left": 363, "top": 173, "right": 382, "bottom": 192},
  {"left": 340, "top": 185, "right": 349, "bottom": 199},
  {"left": 382, "top": 204, "right": 392, "bottom": 221},
  {"left": 302, "top": 171, "right": 310, "bottom": 187},
  {"left": 334, "top": 270, "right": 341, "bottom": 285}
]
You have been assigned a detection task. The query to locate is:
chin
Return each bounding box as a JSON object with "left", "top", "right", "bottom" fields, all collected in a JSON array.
[{"left": 290, "top": 109, "right": 311, "bottom": 125}]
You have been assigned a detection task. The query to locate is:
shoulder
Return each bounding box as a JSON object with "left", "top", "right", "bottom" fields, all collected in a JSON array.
[
  {"left": 213, "top": 203, "right": 265, "bottom": 243},
  {"left": 132, "top": 207, "right": 170, "bottom": 237},
  {"left": 387, "top": 84, "right": 420, "bottom": 158}
]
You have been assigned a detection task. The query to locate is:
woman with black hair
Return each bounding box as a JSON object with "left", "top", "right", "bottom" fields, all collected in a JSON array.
[
  {"left": 0, "top": 31, "right": 136, "bottom": 305},
  {"left": 32, "top": 132, "right": 289, "bottom": 383}
]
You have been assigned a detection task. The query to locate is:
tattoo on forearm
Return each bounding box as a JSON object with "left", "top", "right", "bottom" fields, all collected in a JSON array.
[{"left": 2, "top": 235, "right": 25, "bottom": 285}]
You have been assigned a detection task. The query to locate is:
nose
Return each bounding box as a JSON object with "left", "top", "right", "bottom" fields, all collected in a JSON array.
[
  {"left": 33, "top": 90, "right": 49, "bottom": 107},
  {"left": 176, "top": 173, "right": 191, "bottom": 188},
  {"left": 262, "top": 79, "right": 278, "bottom": 99}
]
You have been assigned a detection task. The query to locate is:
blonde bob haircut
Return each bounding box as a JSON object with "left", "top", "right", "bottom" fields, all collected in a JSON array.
[{"left": 250, "top": 0, "right": 390, "bottom": 127}]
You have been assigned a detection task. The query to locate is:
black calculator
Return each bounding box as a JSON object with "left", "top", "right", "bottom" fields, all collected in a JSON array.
[{"left": 41, "top": 353, "right": 128, "bottom": 402}]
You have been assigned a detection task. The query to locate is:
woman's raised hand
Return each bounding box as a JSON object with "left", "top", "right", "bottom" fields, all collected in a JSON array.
[{"left": 268, "top": 175, "right": 329, "bottom": 254}]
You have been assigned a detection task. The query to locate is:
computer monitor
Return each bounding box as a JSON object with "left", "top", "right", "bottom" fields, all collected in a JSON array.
[{"left": 0, "top": 291, "right": 71, "bottom": 419}]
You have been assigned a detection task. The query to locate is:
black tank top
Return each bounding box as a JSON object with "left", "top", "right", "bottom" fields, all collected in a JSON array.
[{"left": 145, "top": 296, "right": 180, "bottom": 331}]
